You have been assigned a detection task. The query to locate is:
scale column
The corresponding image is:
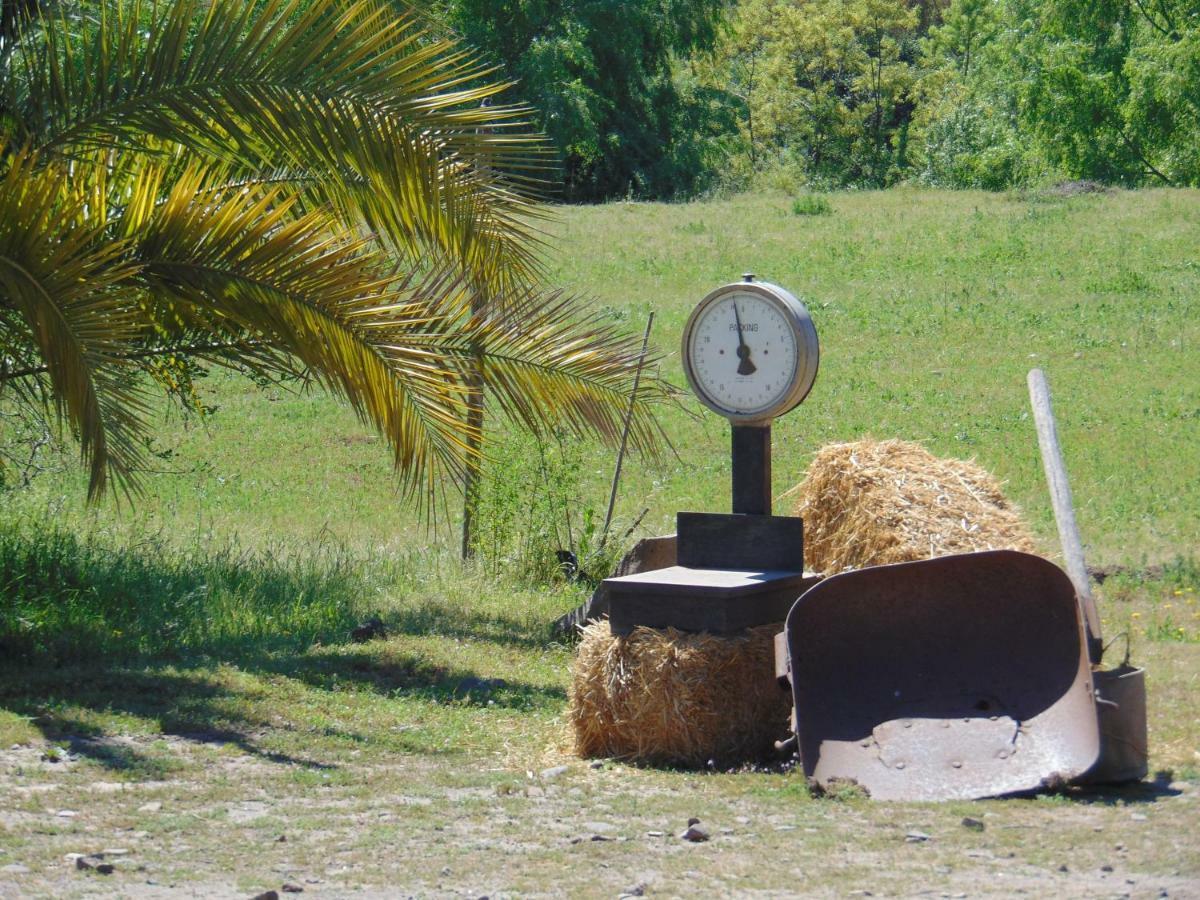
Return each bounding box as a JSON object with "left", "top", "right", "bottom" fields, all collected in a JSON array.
[{"left": 731, "top": 424, "right": 771, "bottom": 516}]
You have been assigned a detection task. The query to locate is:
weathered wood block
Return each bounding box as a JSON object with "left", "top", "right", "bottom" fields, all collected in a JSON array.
[
  {"left": 606, "top": 566, "right": 819, "bottom": 636},
  {"left": 676, "top": 511, "right": 804, "bottom": 571}
]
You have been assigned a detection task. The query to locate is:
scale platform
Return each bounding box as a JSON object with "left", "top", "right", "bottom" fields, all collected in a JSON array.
[
  {"left": 606, "top": 565, "right": 819, "bottom": 636},
  {"left": 604, "top": 512, "right": 817, "bottom": 636}
]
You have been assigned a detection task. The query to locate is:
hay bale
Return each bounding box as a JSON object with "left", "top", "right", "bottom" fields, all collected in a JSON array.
[
  {"left": 791, "top": 438, "right": 1036, "bottom": 574},
  {"left": 568, "top": 620, "right": 789, "bottom": 767}
]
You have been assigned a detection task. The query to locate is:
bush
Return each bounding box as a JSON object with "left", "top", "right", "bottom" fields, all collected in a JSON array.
[{"left": 791, "top": 193, "right": 833, "bottom": 216}]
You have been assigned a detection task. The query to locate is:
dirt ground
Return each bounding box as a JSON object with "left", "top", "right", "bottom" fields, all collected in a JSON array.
[{"left": 1, "top": 728, "right": 1198, "bottom": 900}]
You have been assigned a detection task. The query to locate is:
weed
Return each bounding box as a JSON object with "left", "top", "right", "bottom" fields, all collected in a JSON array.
[{"left": 791, "top": 193, "right": 832, "bottom": 216}]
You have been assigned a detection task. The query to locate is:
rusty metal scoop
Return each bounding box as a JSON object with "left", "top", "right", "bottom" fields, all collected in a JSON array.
[{"left": 783, "top": 550, "right": 1101, "bottom": 801}]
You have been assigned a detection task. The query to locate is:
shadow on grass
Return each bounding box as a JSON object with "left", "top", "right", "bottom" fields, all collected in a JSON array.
[
  {"left": 1061, "top": 770, "right": 1185, "bottom": 806},
  {"left": 0, "top": 525, "right": 566, "bottom": 775},
  {"left": 0, "top": 646, "right": 564, "bottom": 776}
]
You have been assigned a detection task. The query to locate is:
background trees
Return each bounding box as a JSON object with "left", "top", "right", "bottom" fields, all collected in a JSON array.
[
  {"left": 424, "top": 0, "right": 1200, "bottom": 195},
  {"left": 434, "top": 0, "right": 736, "bottom": 201}
]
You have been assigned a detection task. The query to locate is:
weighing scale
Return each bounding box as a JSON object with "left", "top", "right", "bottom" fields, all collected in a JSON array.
[{"left": 605, "top": 275, "right": 822, "bottom": 635}]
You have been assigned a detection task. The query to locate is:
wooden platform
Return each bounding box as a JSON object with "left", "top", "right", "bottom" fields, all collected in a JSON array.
[{"left": 605, "top": 565, "right": 820, "bottom": 636}]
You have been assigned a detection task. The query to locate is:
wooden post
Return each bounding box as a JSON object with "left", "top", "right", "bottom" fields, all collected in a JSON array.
[{"left": 1027, "top": 368, "right": 1103, "bottom": 663}]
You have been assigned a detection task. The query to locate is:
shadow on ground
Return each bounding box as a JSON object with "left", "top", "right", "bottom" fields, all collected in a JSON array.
[{"left": 0, "top": 645, "right": 564, "bottom": 777}]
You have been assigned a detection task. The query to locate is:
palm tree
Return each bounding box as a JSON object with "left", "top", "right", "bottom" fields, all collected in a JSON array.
[{"left": 0, "top": 0, "right": 664, "bottom": 503}]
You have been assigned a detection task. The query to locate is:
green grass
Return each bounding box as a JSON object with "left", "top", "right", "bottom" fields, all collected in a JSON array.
[
  {"left": 1, "top": 188, "right": 1198, "bottom": 895},
  {"left": 5, "top": 188, "right": 1197, "bottom": 565}
]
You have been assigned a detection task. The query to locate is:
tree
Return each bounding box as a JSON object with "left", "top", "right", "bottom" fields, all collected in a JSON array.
[
  {"left": 0, "top": 0, "right": 665, "bottom": 502},
  {"left": 915, "top": 0, "right": 1200, "bottom": 187},
  {"left": 706, "top": 0, "right": 920, "bottom": 188},
  {"left": 435, "top": 0, "right": 735, "bottom": 200}
]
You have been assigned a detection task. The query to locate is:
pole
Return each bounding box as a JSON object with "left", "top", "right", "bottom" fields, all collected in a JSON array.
[
  {"left": 1027, "top": 368, "right": 1103, "bottom": 663},
  {"left": 599, "top": 312, "right": 654, "bottom": 549}
]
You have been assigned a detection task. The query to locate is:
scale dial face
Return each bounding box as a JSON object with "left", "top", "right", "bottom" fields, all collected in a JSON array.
[{"left": 682, "top": 281, "right": 819, "bottom": 424}]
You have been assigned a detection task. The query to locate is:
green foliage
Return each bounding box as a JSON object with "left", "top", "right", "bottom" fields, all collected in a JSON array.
[
  {"left": 435, "top": 0, "right": 736, "bottom": 200},
  {"left": 471, "top": 427, "right": 623, "bottom": 585},
  {"left": 0, "top": 520, "right": 374, "bottom": 662},
  {"left": 791, "top": 193, "right": 832, "bottom": 216},
  {"left": 705, "top": 0, "right": 921, "bottom": 188},
  {"left": 916, "top": 0, "right": 1200, "bottom": 188}
]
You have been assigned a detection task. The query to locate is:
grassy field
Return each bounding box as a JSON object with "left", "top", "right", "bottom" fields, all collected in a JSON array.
[{"left": 1, "top": 187, "right": 1198, "bottom": 897}]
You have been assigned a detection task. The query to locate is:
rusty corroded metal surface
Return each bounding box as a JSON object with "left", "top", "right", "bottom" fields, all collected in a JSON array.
[
  {"left": 1082, "top": 664, "right": 1149, "bottom": 785},
  {"left": 784, "top": 551, "right": 1101, "bottom": 801}
]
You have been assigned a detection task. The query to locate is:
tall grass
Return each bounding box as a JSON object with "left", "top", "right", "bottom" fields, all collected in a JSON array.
[{"left": 0, "top": 518, "right": 379, "bottom": 662}]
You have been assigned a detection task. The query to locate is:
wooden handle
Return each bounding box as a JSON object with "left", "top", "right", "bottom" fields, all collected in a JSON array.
[{"left": 1028, "top": 368, "right": 1103, "bottom": 663}]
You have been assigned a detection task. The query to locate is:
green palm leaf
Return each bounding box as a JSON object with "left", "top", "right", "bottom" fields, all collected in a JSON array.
[
  {"left": 12, "top": 0, "right": 553, "bottom": 292},
  {"left": 0, "top": 145, "right": 150, "bottom": 498}
]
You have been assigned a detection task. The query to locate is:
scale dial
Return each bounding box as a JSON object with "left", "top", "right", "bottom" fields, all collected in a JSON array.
[{"left": 682, "top": 280, "right": 819, "bottom": 424}]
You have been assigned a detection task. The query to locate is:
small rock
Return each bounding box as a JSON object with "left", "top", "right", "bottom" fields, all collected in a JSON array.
[
  {"left": 645, "top": 831, "right": 664, "bottom": 838},
  {"left": 905, "top": 831, "right": 930, "bottom": 843},
  {"left": 680, "top": 823, "right": 710, "bottom": 843},
  {"left": 275, "top": 835, "right": 287, "bottom": 843},
  {"left": 1058, "top": 865, "right": 1070, "bottom": 873},
  {"left": 687, "top": 817, "right": 700, "bottom": 826},
  {"left": 590, "top": 834, "right": 613, "bottom": 842},
  {"left": 1101, "top": 865, "right": 1114, "bottom": 873},
  {"left": 75, "top": 857, "right": 95, "bottom": 871},
  {"left": 96, "top": 864, "right": 115, "bottom": 875},
  {"left": 540, "top": 765, "right": 569, "bottom": 781},
  {"left": 440, "top": 867, "right": 451, "bottom": 877},
  {"left": 623, "top": 882, "right": 646, "bottom": 896},
  {"left": 282, "top": 884, "right": 304, "bottom": 894},
  {"left": 137, "top": 802, "right": 161, "bottom": 813},
  {"left": 961, "top": 817, "right": 985, "bottom": 832},
  {"left": 252, "top": 892, "right": 280, "bottom": 900},
  {"left": 1115, "top": 843, "right": 1126, "bottom": 851},
  {"left": 101, "top": 848, "right": 129, "bottom": 856},
  {"left": 56, "top": 809, "right": 77, "bottom": 818},
  {"left": 1131, "top": 813, "right": 1147, "bottom": 821},
  {"left": 589, "top": 760, "right": 605, "bottom": 770},
  {"left": 735, "top": 816, "right": 750, "bottom": 825}
]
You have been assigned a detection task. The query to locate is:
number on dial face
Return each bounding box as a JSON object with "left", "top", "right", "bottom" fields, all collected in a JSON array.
[{"left": 688, "top": 292, "right": 799, "bottom": 417}]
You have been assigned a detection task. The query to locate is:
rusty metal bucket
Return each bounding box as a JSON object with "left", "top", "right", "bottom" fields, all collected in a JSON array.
[
  {"left": 783, "top": 550, "right": 1102, "bottom": 801},
  {"left": 1082, "top": 663, "right": 1149, "bottom": 784}
]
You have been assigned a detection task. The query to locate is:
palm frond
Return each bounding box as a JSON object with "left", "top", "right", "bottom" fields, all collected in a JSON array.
[
  {"left": 132, "top": 162, "right": 485, "bottom": 500},
  {"left": 11, "top": 0, "right": 555, "bottom": 293},
  {"left": 419, "top": 286, "right": 674, "bottom": 455},
  {"left": 0, "top": 144, "right": 150, "bottom": 498}
]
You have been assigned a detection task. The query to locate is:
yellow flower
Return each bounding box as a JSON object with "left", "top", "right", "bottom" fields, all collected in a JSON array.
[
  {"left": 1175, "top": 590, "right": 1184, "bottom": 596},
  {"left": 1131, "top": 612, "right": 1141, "bottom": 619}
]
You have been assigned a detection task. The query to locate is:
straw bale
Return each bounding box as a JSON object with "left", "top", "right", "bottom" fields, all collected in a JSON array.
[
  {"left": 568, "top": 619, "right": 790, "bottom": 767},
  {"left": 790, "top": 438, "right": 1036, "bottom": 574}
]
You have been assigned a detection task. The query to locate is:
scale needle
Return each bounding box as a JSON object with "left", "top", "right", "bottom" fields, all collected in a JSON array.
[{"left": 733, "top": 303, "right": 757, "bottom": 376}]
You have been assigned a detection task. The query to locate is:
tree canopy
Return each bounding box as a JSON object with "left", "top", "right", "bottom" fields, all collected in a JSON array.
[{"left": 425, "top": 0, "right": 1200, "bottom": 194}]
